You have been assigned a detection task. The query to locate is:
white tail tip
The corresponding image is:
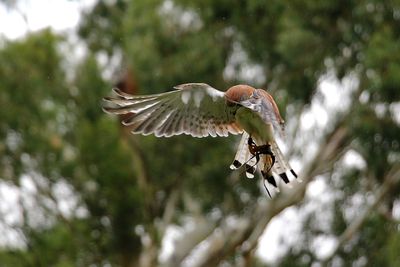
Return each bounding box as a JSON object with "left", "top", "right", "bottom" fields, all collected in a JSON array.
[{"left": 246, "top": 173, "right": 254, "bottom": 179}]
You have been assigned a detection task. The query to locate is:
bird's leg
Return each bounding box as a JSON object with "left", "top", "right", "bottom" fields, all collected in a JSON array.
[
  {"left": 247, "top": 138, "right": 276, "bottom": 198},
  {"left": 255, "top": 144, "right": 275, "bottom": 167},
  {"left": 247, "top": 137, "right": 275, "bottom": 167},
  {"left": 247, "top": 137, "right": 261, "bottom": 167},
  {"left": 247, "top": 136, "right": 258, "bottom": 155},
  {"left": 247, "top": 153, "right": 260, "bottom": 169}
]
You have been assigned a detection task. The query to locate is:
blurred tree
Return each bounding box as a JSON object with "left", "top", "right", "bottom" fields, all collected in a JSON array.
[{"left": 0, "top": 0, "right": 399, "bottom": 267}]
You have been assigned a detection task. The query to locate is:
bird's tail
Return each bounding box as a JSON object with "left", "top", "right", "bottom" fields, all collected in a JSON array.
[
  {"left": 230, "top": 133, "right": 300, "bottom": 197},
  {"left": 230, "top": 132, "right": 257, "bottom": 178},
  {"left": 258, "top": 140, "right": 300, "bottom": 196},
  {"left": 270, "top": 140, "right": 299, "bottom": 184}
]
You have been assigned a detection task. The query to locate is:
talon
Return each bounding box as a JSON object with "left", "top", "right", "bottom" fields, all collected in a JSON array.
[
  {"left": 247, "top": 139, "right": 277, "bottom": 170},
  {"left": 247, "top": 137, "right": 252, "bottom": 145},
  {"left": 247, "top": 137, "right": 257, "bottom": 156},
  {"left": 247, "top": 136, "right": 255, "bottom": 146},
  {"left": 255, "top": 143, "right": 276, "bottom": 168},
  {"left": 258, "top": 143, "right": 273, "bottom": 156},
  {"left": 250, "top": 153, "right": 260, "bottom": 168}
]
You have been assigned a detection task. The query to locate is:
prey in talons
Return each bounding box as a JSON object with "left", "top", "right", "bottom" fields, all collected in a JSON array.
[
  {"left": 246, "top": 137, "right": 277, "bottom": 197},
  {"left": 247, "top": 137, "right": 275, "bottom": 168}
]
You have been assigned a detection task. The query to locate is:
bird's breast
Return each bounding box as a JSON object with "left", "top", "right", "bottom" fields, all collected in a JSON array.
[{"left": 235, "top": 107, "right": 274, "bottom": 142}]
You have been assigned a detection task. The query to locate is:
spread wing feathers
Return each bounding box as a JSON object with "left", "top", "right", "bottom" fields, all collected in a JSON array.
[
  {"left": 270, "top": 141, "right": 300, "bottom": 184},
  {"left": 103, "top": 83, "right": 242, "bottom": 138},
  {"left": 230, "top": 132, "right": 257, "bottom": 178}
]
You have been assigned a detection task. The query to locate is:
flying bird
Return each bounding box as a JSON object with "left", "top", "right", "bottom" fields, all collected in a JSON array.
[{"left": 103, "top": 83, "right": 299, "bottom": 197}]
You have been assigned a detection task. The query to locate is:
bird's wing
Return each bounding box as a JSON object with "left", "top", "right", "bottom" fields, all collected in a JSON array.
[
  {"left": 103, "top": 83, "right": 242, "bottom": 137},
  {"left": 238, "top": 89, "right": 285, "bottom": 138}
]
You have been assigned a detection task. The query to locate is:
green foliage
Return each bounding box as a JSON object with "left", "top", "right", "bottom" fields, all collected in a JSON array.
[
  {"left": 1, "top": 0, "right": 400, "bottom": 266},
  {"left": 335, "top": 214, "right": 396, "bottom": 267},
  {"left": 0, "top": 29, "right": 67, "bottom": 181},
  {"left": 350, "top": 104, "right": 400, "bottom": 180},
  {"left": 386, "top": 231, "right": 400, "bottom": 267},
  {"left": 79, "top": 0, "right": 127, "bottom": 55},
  {"left": 122, "top": 0, "right": 229, "bottom": 90},
  {"left": 365, "top": 26, "right": 400, "bottom": 101}
]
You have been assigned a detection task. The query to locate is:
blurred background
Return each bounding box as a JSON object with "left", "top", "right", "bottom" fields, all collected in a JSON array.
[{"left": 1, "top": 0, "right": 400, "bottom": 266}]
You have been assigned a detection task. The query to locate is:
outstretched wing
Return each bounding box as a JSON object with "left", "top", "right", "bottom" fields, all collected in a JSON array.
[{"left": 103, "top": 83, "right": 242, "bottom": 137}]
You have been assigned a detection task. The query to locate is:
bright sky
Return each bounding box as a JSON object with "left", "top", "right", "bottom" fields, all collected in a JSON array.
[{"left": 0, "top": 0, "right": 96, "bottom": 39}]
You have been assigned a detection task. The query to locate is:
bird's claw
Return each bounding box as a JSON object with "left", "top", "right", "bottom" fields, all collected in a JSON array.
[{"left": 247, "top": 137, "right": 275, "bottom": 167}]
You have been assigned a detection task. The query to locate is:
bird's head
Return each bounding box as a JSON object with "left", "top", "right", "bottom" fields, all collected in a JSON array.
[{"left": 225, "top": 84, "right": 256, "bottom": 105}]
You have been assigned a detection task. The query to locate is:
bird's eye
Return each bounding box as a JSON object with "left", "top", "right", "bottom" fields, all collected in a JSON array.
[{"left": 251, "top": 92, "right": 260, "bottom": 99}]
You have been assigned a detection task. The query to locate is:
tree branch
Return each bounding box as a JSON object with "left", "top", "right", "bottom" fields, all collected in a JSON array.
[
  {"left": 167, "top": 82, "right": 362, "bottom": 267},
  {"left": 163, "top": 216, "right": 217, "bottom": 267},
  {"left": 321, "top": 165, "right": 400, "bottom": 265},
  {"left": 181, "top": 118, "right": 351, "bottom": 267}
]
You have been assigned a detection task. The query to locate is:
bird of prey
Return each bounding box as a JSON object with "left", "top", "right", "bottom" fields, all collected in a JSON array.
[{"left": 103, "top": 83, "right": 298, "bottom": 197}]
